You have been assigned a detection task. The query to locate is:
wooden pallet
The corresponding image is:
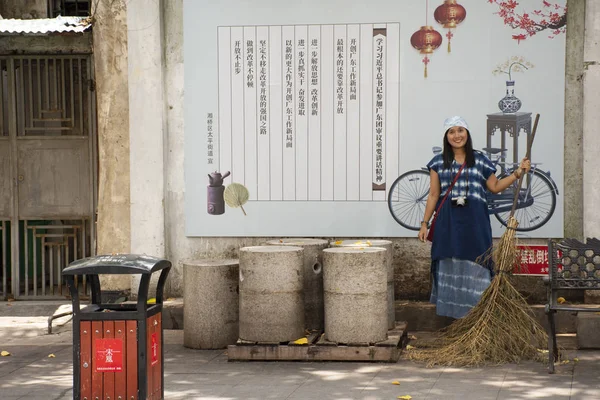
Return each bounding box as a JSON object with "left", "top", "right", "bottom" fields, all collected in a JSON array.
[{"left": 227, "top": 322, "right": 408, "bottom": 362}]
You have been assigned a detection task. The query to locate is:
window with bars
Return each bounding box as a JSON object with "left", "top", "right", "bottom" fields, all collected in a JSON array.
[{"left": 48, "top": 0, "right": 90, "bottom": 17}]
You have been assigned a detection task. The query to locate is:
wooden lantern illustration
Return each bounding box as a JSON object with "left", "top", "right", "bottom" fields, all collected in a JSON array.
[
  {"left": 410, "top": 26, "right": 443, "bottom": 78},
  {"left": 434, "top": 0, "right": 467, "bottom": 53}
]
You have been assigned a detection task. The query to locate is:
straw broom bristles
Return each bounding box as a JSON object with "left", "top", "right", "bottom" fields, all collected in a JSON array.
[
  {"left": 408, "top": 114, "right": 551, "bottom": 367},
  {"left": 408, "top": 217, "right": 548, "bottom": 367}
]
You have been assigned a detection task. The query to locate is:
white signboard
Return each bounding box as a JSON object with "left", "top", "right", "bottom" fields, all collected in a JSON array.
[
  {"left": 184, "top": 0, "right": 566, "bottom": 238},
  {"left": 216, "top": 23, "right": 399, "bottom": 203}
]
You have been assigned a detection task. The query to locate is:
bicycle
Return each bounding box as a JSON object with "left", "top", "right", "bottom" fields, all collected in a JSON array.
[{"left": 387, "top": 146, "right": 559, "bottom": 232}]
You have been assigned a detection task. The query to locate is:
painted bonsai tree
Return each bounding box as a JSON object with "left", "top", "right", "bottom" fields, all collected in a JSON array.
[{"left": 488, "top": 0, "right": 567, "bottom": 43}]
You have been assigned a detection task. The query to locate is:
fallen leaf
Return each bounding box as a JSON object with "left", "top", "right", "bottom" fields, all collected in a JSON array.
[
  {"left": 537, "top": 349, "right": 549, "bottom": 354},
  {"left": 1, "top": 351, "right": 11, "bottom": 357},
  {"left": 406, "top": 345, "right": 415, "bottom": 350},
  {"left": 557, "top": 297, "right": 566, "bottom": 304},
  {"left": 279, "top": 239, "right": 283, "bottom": 243},
  {"left": 408, "top": 335, "right": 417, "bottom": 340},
  {"left": 391, "top": 381, "right": 401, "bottom": 385},
  {"left": 574, "top": 358, "right": 579, "bottom": 362},
  {"left": 561, "top": 360, "right": 570, "bottom": 364},
  {"left": 48, "top": 354, "right": 56, "bottom": 358},
  {"left": 398, "top": 396, "right": 412, "bottom": 400},
  {"left": 334, "top": 240, "right": 343, "bottom": 245},
  {"left": 293, "top": 338, "right": 308, "bottom": 345}
]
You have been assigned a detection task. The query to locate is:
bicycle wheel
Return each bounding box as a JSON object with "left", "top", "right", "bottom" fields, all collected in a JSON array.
[
  {"left": 493, "top": 169, "right": 557, "bottom": 231},
  {"left": 388, "top": 170, "right": 430, "bottom": 231}
]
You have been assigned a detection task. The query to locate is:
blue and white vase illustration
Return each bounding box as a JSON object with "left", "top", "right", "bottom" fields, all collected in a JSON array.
[{"left": 498, "top": 80, "right": 522, "bottom": 114}]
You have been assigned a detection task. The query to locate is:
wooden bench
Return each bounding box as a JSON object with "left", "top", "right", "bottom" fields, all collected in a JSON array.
[{"left": 545, "top": 238, "right": 600, "bottom": 373}]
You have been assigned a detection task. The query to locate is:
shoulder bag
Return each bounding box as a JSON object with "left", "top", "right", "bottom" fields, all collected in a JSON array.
[{"left": 427, "top": 162, "right": 467, "bottom": 242}]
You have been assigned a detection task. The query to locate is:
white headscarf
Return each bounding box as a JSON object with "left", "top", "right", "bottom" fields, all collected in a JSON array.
[{"left": 443, "top": 116, "right": 469, "bottom": 133}]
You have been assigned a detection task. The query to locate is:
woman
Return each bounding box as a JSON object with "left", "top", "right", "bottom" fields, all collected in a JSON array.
[{"left": 418, "top": 116, "right": 530, "bottom": 319}]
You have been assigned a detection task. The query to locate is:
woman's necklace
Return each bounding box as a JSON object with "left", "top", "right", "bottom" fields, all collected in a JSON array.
[{"left": 451, "top": 159, "right": 469, "bottom": 206}]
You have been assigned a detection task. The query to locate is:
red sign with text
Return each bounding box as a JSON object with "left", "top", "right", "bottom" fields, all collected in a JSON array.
[
  {"left": 95, "top": 338, "right": 123, "bottom": 372},
  {"left": 151, "top": 333, "right": 158, "bottom": 366},
  {"left": 513, "top": 245, "right": 563, "bottom": 275}
]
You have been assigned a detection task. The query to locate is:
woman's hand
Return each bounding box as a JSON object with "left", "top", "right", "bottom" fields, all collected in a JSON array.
[
  {"left": 513, "top": 157, "right": 531, "bottom": 179},
  {"left": 418, "top": 223, "right": 428, "bottom": 243}
]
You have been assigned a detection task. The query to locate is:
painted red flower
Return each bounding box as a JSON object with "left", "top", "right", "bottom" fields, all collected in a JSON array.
[{"left": 489, "top": 0, "right": 566, "bottom": 42}]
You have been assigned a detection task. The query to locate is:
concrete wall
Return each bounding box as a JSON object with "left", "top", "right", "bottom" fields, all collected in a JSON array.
[
  {"left": 127, "top": 0, "right": 166, "bottom": 294},
  {"left": 159, "top": 0, "right": 438, "bottom": 298},
  {"left": 0, "top": 34, "right": 92, "bottom": 55},
  {"left": 92, "top": 0, "right": 131, "bottom": 290},
  {"left": 564, "top": 0, "right": 586, "bottom": 240},
  {"left": 0, "top": 0, "right": 47, "bottom": 19},
  {"left": 583, "top": 0, "right": 600, "bottom": 303},
  {"left": 157, "top": 0, "right": 585, "bottom": 301},
  {"left": 584, "top": 1, "right": 600, "bottom": 241}
]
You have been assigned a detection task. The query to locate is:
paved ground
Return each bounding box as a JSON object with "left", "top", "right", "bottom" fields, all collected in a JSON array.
[{"left": 1, "top": 301, "right": 600, "bottom": 399}]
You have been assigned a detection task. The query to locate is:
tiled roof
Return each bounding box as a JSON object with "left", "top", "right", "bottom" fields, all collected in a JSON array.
[{"left": 0, "top": 15, "right": 91, "bottom": 34}]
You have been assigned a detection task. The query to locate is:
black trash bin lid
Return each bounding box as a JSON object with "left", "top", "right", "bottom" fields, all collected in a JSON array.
[{"left": 63, "top": 254, "right": 171, "bottom": 276}]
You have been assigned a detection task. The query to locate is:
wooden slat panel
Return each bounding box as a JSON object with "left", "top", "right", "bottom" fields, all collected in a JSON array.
[
  {"left": 114, "top": 321, "right": 127, "bottom": 400},
  {"left": 227, "top": 323, "right": 408, "bottom": 362},
  {"left": 91, "top": 321, "right": 103, "bottom": 399},
  {"left": 146, "top": 315, "right": 154, "bottom": 400},
  {"left": 80, "top": 321, "right": 92, "bottom": 400},
  {"left": 126, "top": 320, "right": 138, "bottom": 400},
  {"left": 102, "top": 321, "right": 115, "bottom": 400},
  {"left": 226, "top": 343, "right": 401, "bottom": 362},
  {"left": 153, "top": 313, "right": 162, "bottom": 399}
]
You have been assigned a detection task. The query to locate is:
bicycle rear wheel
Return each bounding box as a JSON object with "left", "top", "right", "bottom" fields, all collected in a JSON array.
[
  {"left": 493, "top": 169, "right": 557, "bottom": 231},
  {"left": 388, "top": 170, "right": 430, "bottom": 231}
]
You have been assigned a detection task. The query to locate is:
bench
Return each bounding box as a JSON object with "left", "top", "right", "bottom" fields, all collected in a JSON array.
[{"left": 545, "top": 237, "right": 600, "bottom": 373}]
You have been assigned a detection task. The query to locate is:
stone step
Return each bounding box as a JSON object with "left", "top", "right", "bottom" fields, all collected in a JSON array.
[
  {"left": 162, "top": 298, "right": 584, "bottom": 334},
  {"left": 394, "top": 300, "right": 588, "bottom": 334},
  {"left": 576, "top": 312, "right": 600, "bottom": 349},
  {"left": 2, "top": 298, "right": 591, "bottom": 342}
]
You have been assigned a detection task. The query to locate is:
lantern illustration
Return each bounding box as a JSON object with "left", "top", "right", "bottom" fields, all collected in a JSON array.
[
  {"left": 434, "top": 0, "right": 467, "bottom": 53},
  {"left": 410, "top": 0, "right": 443, "bottom": 78},
  {"left": 410, "top": 27, "right": 443, "bottom": 78}
]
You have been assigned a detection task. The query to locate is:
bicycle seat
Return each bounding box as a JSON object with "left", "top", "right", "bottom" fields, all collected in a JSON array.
[
  {"left": 482, "top": 147, "right": 507, "bottom": 155},
  {"left": 432, "top": 146, "right": 442, "bottom": 155}
]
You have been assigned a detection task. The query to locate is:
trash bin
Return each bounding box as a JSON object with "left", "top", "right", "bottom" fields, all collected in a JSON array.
[{"left": 63, "top": 254, "right": 171, "bottom": 400}]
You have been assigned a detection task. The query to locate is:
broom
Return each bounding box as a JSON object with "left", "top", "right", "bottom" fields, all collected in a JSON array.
[{"left": 409, "top": 113, "right": 550, "bottom": 367}]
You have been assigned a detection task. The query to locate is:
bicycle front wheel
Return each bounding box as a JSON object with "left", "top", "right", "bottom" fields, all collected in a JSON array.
[
  {"left": 388, "top": 170, "right": 430, "bottom": 231},
  {"left": 493, "top": 169, "right": 557, "bottom": 232}
]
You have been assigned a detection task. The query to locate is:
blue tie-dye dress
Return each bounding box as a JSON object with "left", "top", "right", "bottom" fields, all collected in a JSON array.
[{"left": 426, "top": 151, "right": 496, "bottom": 319}]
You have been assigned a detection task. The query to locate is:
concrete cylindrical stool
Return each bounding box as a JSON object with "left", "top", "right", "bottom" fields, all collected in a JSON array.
[
  {"left": 183, "top": 259, "right": 239, "bottom": 349},
  {"left": 331, "top": 240, "right": 395, "bottom": 329},
  {"left": 265, "top": 238, "right": 328, "bottom": 331},
  {"left": 323, "top": 247, "right": 388, "bottom": 343},
  {"left": 239, "top": 246, "right": 305, "bottom": 342}
]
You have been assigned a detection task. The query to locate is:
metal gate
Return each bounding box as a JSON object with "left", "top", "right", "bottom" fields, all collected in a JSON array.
[{"left": 0, "top": 55, "right": 97, "bottom": 299}]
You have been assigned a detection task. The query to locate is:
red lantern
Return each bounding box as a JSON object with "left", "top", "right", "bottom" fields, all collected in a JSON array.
[
  {"left": 434, "top": 0, "right": 467, "bottom": 53},
  {"left": 410, "top": 26, "right": 443, "bottom": 78}
]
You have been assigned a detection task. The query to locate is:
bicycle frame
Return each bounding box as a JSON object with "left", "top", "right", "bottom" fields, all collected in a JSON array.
[
  {"left": 418, "top": 162, "right": 558, "bottom": 215},
  {"left": 388, "top": 147, "right": 559, "bottom": 232}
]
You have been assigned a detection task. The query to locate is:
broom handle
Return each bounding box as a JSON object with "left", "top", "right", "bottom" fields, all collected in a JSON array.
[{"left": 509, "top": 113, "right": 540, "bottom": 218}]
